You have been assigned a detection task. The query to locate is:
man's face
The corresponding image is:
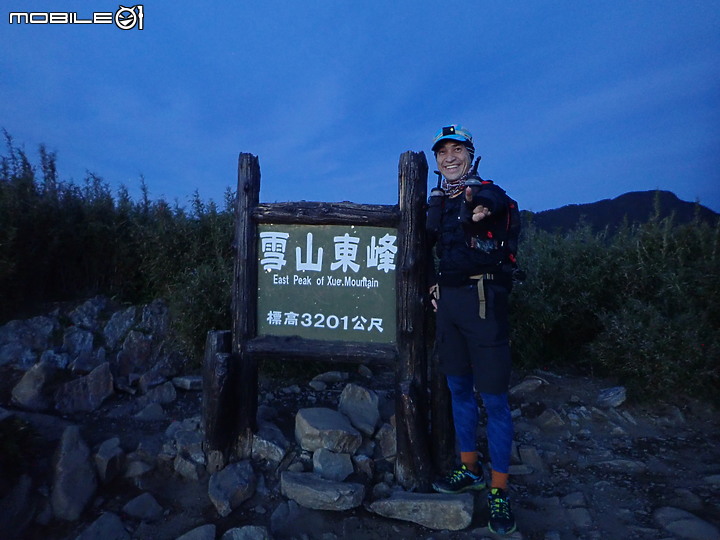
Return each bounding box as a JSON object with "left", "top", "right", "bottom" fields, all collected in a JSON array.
[{"left": 435, "top": 140, "right": 471, "bottom": 182}]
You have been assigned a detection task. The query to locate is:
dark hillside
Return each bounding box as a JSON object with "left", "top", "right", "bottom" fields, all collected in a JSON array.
[{"left": 530, "top": 190, "right": 719, "bottom": 233}]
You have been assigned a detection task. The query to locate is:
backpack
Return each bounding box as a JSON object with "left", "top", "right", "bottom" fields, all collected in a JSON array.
[
  {"left": 501, "top": 193, "right": 522, "bottom": 267},
  {"left": 467, "top": 179, "right": 524, "bottom": 280}
]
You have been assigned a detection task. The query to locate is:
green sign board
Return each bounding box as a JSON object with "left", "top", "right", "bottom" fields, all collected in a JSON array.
[{"left": 257, "top": 224, "right": 397, "bottom": 343}]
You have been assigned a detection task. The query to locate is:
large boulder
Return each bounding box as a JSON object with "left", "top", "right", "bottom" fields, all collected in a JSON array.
[
  {"left": 368, "top": 492, "right": 475, "bottom": 531},
  {"left": 280, "top": 471, "right": 365, "bottom": 511},
  {"left": 11, "top": 361, "right": 59, "bottom": 411},
  {"left": 295, "top": 407, "right": 362, "bottom": 454},
  {"left": 208, "top": 461, "right": 257, "bottom": 517},
  {"left": 51, "top": 426, "right": 98, "bottom": 521},
  {"left": 338, "top": 383, "right": 380, "bottom": 436},
  {"left": 54, "top": 362, "right": 114, "bottom": 414}
]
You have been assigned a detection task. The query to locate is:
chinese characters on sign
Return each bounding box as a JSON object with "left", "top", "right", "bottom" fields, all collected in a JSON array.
[{"left": 256, "top": 224, "right": 397, "bottom": 343}]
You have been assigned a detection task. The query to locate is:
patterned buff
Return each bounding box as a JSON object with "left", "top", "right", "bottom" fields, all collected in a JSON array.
[
  {"left": 441, "top": 154, "right": 474, "bottom": 198},
  {"left": 442, "top": 175, "right": 468, "bottom": 198}
]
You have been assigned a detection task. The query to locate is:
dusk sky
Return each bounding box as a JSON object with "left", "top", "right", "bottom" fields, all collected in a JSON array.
[{"left": 2, "top": 1, "right": 719, "bottom": 213}]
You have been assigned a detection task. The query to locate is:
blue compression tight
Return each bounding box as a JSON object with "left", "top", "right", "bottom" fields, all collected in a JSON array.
[{"left": 446, "top": 374, "right": 514, "bottom": 474}]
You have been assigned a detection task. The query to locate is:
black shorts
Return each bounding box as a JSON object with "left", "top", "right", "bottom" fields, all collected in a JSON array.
[{"left": 435, "top": 281, "right": 512, "bottom": 394}]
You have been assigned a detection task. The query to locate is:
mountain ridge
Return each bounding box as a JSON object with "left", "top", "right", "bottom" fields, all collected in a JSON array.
[{"left": 528, "top": 190, "right": 719, "bottom": 233}]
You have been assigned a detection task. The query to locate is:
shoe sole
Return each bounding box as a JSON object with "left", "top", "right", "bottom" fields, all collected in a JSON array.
[
  {"left": 431, "top": 482, "right": 487, "bottom": 494},
  {"left": 488, "top": 522, "right": 517, "bottom": 535}
]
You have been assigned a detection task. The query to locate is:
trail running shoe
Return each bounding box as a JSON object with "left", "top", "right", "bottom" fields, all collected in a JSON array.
[
  {"left": 487, "top": 487, "right": 517, "bottom": 535},
  {"left": 432, "top": 465, "right": 486, "bottom": 494}
]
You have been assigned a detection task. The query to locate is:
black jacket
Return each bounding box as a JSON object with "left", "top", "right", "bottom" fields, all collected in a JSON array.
[{"left": 426, "top": 182, "right": 510, "bottom": 287}]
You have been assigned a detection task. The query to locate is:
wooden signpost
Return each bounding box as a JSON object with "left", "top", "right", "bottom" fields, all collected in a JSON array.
[{"left": 202, "top": 151, "right": 453, "bottom": 491}]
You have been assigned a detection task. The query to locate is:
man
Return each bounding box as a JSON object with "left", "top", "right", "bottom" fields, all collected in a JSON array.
[{"left": 426, "top": 124, "right": 517, "bottom": 535}]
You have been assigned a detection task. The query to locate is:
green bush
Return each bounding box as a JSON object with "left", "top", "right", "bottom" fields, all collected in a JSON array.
[
  {"left": 0, "top": 133, "right": 235, "bottom": 360},
  {"left": 2, "top": 133, "right": 718, "bottom": 403},
  {"left": 510, "top": 213, "right": 720, "bottom": 403}
]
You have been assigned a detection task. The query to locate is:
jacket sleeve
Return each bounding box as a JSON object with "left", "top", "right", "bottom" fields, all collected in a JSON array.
[{"left": 470, "top": 184, "right": 506, "bottom": 214}]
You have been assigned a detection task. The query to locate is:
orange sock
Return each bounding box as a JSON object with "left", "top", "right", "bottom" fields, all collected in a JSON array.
[
  {"left": 460, "top": 451, "right": 479, "bottom": 474},
  {"left": 491, "top": 470, "right": 509, "bottom": 490}
]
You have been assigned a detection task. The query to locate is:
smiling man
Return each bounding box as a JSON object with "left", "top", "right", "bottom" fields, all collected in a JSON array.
[{"left": 426, "top": 124, "right": 519, "bottom": 536}]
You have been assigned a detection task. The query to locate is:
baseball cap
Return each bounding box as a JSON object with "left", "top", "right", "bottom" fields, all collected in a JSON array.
[{"left": 432, "top": 125, "right": 474, "bottom": 152}]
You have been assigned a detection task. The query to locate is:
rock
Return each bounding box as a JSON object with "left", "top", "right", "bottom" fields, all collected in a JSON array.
[
  {"left": 270, "top": 500, "right": 302, "bottom": 537},
  {"left": 134, "top": 403, "right": 166, "bottom": 421},
  {"left": 69, "top": 296, "right": 107, "bottom": 330},
  {"left": 655, "top": 405, "right": 687, "bottom": 427},
  {"left": 137, "top": 369, "right": 168, "bottom": 394},
  {"left": 175, "top": 429, "right": 205, "bottom": 464},
  {"left": 51, "top": 425, "right": 98, "bottom": 521},
  {"left": 509, "top": 377, "right": 545, "bottom": 398},
  {"left": 140, "top": 380, "right": 177, "bottom": 405},
  {"left": 704, "top": 474, "right": 720, "bottom": 485},
  {"left": 535, "top": 408, "right": 565, "bottom": 429},
  {"left": 95, "top": 437, "right": 125, "bottom": 484},
  {"left": 174, "top": 453, "right": 202, "bottom": 480},
  {"left": 62, "top": 326, "right": 96, "bottom": 372},
  {"left": 173, "top": 375, "right": 202, "bottom": 390},
  {"left": 0, "top": 341, "right": 36, "bottom": 369},
  {"left": 372, "top": 481, "right": 392, "bottom": 500},
  {"left": 352, "top": 454, "right": 374, "bottom": 479},
  {"left": 103, "top": 306, "right": 137, "bottom": 350},
  {"left": 75, "top": 511, "right": 130, "bottom": 540},
  {"left": 294, "top": 407, "right": 362, "bottom": 454},
  {"left": 208, "top": 461, "right": 257, "bottom": 517},
  {"left": 0, "top": 317, "right": 51, "bottom": 368},
  {"left": 338, "top": 383, "right": 380, "bottom": 436},
  {"left": 139, "top": 351, "right": 187, "bottom": 392},
  {"left": 308, "top": 380, "right": 326, "bottom": 391},
  {"left": 25, "top": 315, "right": 59, "bottom": 350},
  {"left": 595, "top": 459, "right": 648, "bottom": 474},
  {"left": 668, "top": 488, "right": 704, "bottom": 513},
  {"left": 280, "top": 471, "right": 365, "bottom": 511},
  {"left": 221, "top": 525, "right": 271, "bottom": 539},
  {"left": 358, "top": 364, "right": 373, "bottom": 378},
  {"left": 114, "top": 330, "right": 154, "bottom": 378},
  {"left": 40, "top": 349, "right": 70, "bottom": 369},
  {"left": 374, "top": 423, "right": 397, "bottom": 459},
  {"left": 54, "top": 362, "right": 114, "bottom": 414},
  {"left": 252, "top": 420, "right": 291, "bottom": 463},
  {"left": 312, "top": 448, "right": 354, "bottom": 481},
  {"left": 176, "top": 524, "right": 216, "bottom": 540},
  {"left": 597, "top": 386, "right": 627, "bottom": 408},
  {"left": 518, "top": 445, "right": 546, "bottom": 474},
  {"left": 139, "top": 299, "right": 169, "bottom": 336},
  {"left": 653, "top": 506, "right": 720, "bottom": 540},
  {"left": 11, "top": 361, "right": 58, "bottom": 411},
  {"left": 567, "top": 507, "right": 593, "bottom": 529},
  {"left": 122, "top": 492, "right": 164, "bottom": 522},
  {"left": 560, "top": 491, "right": 587, "bottom": 508},
  {"left": 508, "top": 464, "right": 535, "bottom": 475},
  {"left": 368, "top": 492, "right": 474, "bottom": 531},
  {"left": 124, "top": 460, "right": 154, "bottom": 479}
]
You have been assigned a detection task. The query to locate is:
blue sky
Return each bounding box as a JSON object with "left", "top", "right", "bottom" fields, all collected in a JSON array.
[{"left": 2, "top": 1, "right": 719, "bottom": 213}]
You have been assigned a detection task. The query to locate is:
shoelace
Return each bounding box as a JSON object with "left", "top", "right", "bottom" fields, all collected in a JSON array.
[
  {"left": 442, "top": 466, "right": 467, "bottom": 485},
  {"left": 489, "top": 492, "right": 511, "bottom": 518}
]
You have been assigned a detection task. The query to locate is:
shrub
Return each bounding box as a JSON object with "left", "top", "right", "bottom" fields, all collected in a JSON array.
[{"left": 2, "top": 133, "right": 718, "bottom": 403}]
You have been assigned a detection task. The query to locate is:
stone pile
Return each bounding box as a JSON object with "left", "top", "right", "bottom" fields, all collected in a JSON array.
[
  {"left": 1, "top": 301, "right": 719, "bottom": 539},
  {"left": 3, "top": 296, "right": 189, "bottom": 416}
]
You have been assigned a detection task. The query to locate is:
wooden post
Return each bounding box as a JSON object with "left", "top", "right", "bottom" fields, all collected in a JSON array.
[
  {"left": 201, "top": 330, "right": 234, "bottom": 464},
  {"left": 394, "top": 151, "right": 432, "bottom": 491},
  {"left": 232, "top": 153, "right": 261, "bottom": 459}
]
